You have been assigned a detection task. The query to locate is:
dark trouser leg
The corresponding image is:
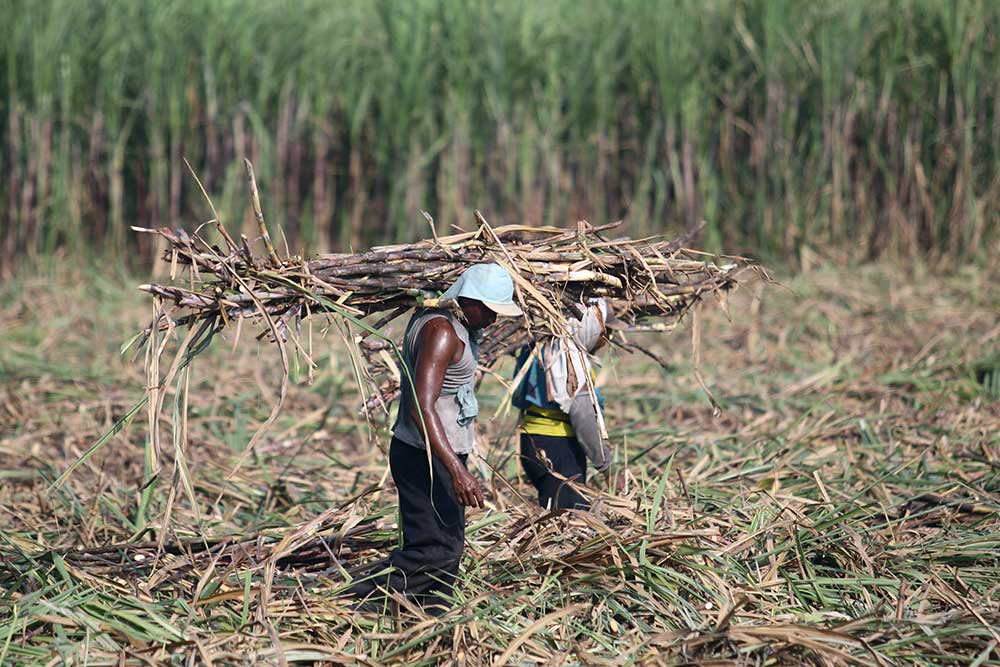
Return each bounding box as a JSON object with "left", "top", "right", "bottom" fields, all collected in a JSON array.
[
  {"left": 352, "top": 437, "right": 466, "bottom": 606},
  {"left": 519, "top": 433, "right": 589, "bottom": 511}
]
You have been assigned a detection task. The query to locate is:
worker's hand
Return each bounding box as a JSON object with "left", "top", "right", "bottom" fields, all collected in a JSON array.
[
  {"left": 450, "top": 466, "right": 484, "bottom": 508},
  {"left": 612, "top": 470, "right": 626, "bottom": 494},
  {"left": 600, "top": 466, "right": 626, "bottom": 494}
]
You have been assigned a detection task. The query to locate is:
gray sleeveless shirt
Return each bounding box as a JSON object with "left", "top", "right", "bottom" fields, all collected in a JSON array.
[{"left": 392, "top": 309, "right": 479, "bottom": 454}]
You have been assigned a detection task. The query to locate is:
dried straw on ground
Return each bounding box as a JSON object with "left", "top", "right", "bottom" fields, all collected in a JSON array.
[{"left": 2, "top": 261, "right": 998, "bottom": 666}]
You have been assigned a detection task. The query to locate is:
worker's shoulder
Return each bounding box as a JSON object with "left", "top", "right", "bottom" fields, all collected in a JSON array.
[
  {"left": 417, "top": 314, "right": 462, "bottom": 347},
  {"left": 415, "top": 316, "right": 465, "bottom": 365}
]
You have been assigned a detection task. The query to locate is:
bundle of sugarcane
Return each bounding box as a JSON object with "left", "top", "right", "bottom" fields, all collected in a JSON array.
[
  {"left": 134, "top": 165, "right": 749, "bottom": 421},
  {"left": 138, "top": 219, "right": 744, "bottom": 403}
]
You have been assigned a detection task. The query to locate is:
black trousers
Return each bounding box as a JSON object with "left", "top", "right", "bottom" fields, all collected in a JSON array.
[
  {"left": 520, "top": 433, "right": 590, "bottom": 511},
  {"left": 351, "top": 437, "right": 467, "bottom": 606}
]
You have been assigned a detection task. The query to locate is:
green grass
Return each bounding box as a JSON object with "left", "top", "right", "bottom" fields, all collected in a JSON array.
[{"left": 1, "top": 0, "right": 999, "bottom": 264}]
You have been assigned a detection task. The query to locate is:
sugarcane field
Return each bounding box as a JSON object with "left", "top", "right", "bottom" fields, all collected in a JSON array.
[{"left": 2, "top": 2, "right": 999, "bottom": 666}]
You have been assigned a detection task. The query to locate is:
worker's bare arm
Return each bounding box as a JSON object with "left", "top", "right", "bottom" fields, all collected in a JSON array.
[{"left": 411, "top": 318, "right": 484, "bottom": 507}]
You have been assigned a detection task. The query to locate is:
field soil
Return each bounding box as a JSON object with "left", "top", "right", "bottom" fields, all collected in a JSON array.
[{"left": 1, "top": 259, "right": 998, "bottom": 666}]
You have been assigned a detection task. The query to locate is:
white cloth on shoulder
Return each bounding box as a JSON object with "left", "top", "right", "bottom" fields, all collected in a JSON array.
[{"left": 542, "top": 299, "right": 612, "bottom": 470}]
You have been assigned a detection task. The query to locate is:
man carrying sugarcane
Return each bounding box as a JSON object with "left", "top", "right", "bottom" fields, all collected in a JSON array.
[
  {"left": 351, "top": 262, "right": 521, "bottom": 612},
  {"left": 512, "top": 298, "right": 625, "bottom": 510}
]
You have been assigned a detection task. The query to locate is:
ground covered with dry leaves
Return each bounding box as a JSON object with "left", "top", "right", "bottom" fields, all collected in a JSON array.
[{"left": 1, "top": 258, "right": 998, "bottom": 666}]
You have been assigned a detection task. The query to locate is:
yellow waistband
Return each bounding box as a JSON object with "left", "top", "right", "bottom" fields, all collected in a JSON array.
[{"left": 521, "top": 406, "right": 575, "bottom": 437}]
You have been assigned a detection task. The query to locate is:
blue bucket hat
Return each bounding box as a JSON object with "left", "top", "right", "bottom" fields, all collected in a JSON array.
[{"left": 441, "top": 262, "right": 522, "bottom": 317}]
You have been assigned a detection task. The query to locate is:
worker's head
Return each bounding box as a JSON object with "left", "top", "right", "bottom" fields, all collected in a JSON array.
[{"left": 441, "top": 262, "right": 522, "bottom": 329}]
